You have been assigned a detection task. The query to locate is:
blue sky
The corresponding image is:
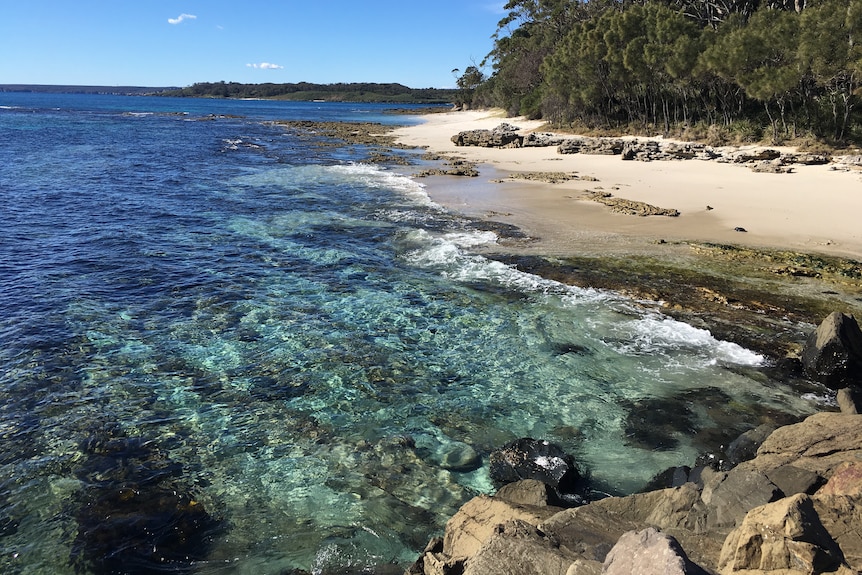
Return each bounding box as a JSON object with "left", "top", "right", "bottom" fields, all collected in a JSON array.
[{"left": 1, "top": 1, "right": 507, "bottom": 88}]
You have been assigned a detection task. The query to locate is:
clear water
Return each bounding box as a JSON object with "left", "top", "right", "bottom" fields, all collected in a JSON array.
[{"left": 0, "top": 93, "right": 821, "bottom": 574}]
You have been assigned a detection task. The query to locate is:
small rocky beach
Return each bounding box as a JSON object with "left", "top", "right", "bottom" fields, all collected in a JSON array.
[{"left": 279, "top": 113, "right": 862, "bottom": 574}]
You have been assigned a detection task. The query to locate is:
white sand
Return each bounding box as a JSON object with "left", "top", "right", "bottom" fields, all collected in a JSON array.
[{"left": 393, "top": 110, "right": 862, "bottom": 259}]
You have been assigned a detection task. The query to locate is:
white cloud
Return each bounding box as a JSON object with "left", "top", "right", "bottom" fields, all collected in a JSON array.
[
  {"left": 246, "top": 62, "right": 284, "bottom": 70},
  {"left": 168, "top": 13, "right": 197, "bottom": 25}
]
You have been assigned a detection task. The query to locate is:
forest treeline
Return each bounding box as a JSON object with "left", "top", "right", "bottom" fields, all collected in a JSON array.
[
  {"left": 161, "top": 82, "right": 458, "bottom": 104},
  {"left": 459, "top": 0, "right": 862, "bottom": 144}
]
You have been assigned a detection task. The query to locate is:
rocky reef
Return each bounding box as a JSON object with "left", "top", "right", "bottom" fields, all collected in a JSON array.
[
  {"left": 405, "top": 313, "right": 862, "bottom": 575},
  {"left": 407, "top": 412, "right": 862, "bottom": 575}
]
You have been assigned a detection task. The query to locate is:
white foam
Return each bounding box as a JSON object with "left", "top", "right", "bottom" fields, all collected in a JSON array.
[
  {"left": 612, "top": 316, "right": 765, "bottom": 366},
  {"left": 402, "top": 229, "right": 609, "bottom": 304},
  {"left": 329, "top": 163, "right": 434, "bottom": 206}
]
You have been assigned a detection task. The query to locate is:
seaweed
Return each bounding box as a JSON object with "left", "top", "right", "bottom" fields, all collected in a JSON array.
[{"left": 69, "top": 426, "right": 220, "bottom": 574}]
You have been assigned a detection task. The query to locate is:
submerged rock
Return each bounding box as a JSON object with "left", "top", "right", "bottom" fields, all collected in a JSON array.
[
  {"left": 70, "top": 428, "right": 220, "bottom": 574},
  {"left": 621, "top": 396, "right": 696, "bottom": 451},
  {"left": 72, "top": 486, "right": 218, "bottom": 575}
]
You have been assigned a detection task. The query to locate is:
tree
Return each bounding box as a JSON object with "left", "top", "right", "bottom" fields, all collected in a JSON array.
[
  {"left": 452, "top": 66, "right": 486, "bottom": 108},
  {"left": 800, "top": 0, "right": 862, "bottom": 140}
]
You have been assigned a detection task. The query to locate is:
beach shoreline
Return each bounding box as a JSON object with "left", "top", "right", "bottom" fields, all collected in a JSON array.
[
  {"left": 389, "top": 109, "right": 862, "bottom": 359},
  {"left": 392, "top": 109, "right": 862, "bottom": 261}
]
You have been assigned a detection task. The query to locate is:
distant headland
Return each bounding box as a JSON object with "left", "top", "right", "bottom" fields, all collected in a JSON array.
[{"left": 0, "top": 82, "right": 459, "bottom": 104}]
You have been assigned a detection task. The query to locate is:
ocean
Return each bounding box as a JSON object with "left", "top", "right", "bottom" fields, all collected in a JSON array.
[{"left": 0, "top": 93, "right": 823, "bottom": 574}]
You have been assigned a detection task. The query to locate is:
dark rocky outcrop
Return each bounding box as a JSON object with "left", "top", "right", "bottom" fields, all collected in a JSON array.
[
  {"left": 407, "top": 412, "right": 862, "bottom": 575},
  {"left": 489, "top": 438, "right": 586, "bottom": 506},
  {"left": 451, "top": 123, "right": 523, "bottom": 148},
  {"left": 801, "top": 311, "right": 862, "bottom": 388},
  {"left": 724, "top": 423, "right": 777, "bottom": 468},
  {"left": 621, "top": 141, "right": 718, "bottom": 162},
  {"left": 447, "top": 124, "right": 838, "bottom": 173},
  {"left": 558, "top": 138, "right": 625, "bottom": 155},
  {"left": 522, "top": 132, "right": 568, "bottom": 148}
]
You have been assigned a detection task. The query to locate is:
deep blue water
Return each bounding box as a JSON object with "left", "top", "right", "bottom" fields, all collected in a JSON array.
[{"left": 0, "top": 93, "right": 822, "bottom": 574}]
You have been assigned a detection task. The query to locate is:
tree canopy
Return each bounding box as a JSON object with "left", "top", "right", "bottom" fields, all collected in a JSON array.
[{"left": 468, "top": 0, "right": 862, "bottom": 144}]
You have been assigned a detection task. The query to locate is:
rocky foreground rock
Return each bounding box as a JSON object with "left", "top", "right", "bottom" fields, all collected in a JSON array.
[{"left": 407, "top": 412, "right": 862, "bottom": 575}]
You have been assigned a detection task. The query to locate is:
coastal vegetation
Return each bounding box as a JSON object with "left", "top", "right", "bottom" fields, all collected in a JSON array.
[
  {"left": 462, "top": 0, "right": 862, "bottom": 145},
  {"left": 160, "top": 81, "right": 459, "bottom": 103}
]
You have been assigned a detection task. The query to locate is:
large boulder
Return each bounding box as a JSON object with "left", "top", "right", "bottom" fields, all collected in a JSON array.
[
  {"left": 441, "top": 495, "right": 560, "bottom": 561},
  {"left": 462, "top": 520, "right": 580, "bottom": 575},
  {"left": 718, "top": 493, "right": 845, "bottom": 574},
  {"left": 451, "top": 123, "right": 522, "bottom": 148},
  {"left": 753, "top": 412, "right": 862, "bottom": 478},
  {"left": 602, "top": 528, "right": 709, "bottom": 575},
  {"left": 489, "top": 438, "right": 585, "bottom": 505},
  {"left": 801, "top": 312, "right": 862, "bottom": 388},
  {"left": 558, "top": 137, "right": 624, "bottom": 155},
  {"left": 496, "top": 479, "right": 560, "bottom": 507},
  {"left": 704, "top": 467, "right": 782, "bottom": 530}
]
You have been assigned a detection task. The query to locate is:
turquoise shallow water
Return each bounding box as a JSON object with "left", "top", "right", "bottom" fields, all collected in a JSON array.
[{"left": 0, "top": 93, "right": 824, "bottom": 574}]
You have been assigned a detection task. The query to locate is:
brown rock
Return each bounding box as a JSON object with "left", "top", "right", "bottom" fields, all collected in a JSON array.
[
  {"left": 442, "top": 495, "right": 559, "bottom": 561},
  {"left": 836, "top": 387, "right": 861, "bottom": 415},
  {"left": 496, "top": 479, "right": 561, "bottom": 507},
  {"left": 817, "top": 461, "right": 862, "bottom": 497},
  {"left": 462, "top": 520, "right": 577, "bottom": 575},
  {"left": 754, "top": 412, "right": 862, "bottom": 477},
  {"left": 719, "top": 493, "right": 844, "bottom": 574},
  {"left": 811, "top": 494, "right": 862, "bottom": 570},
  {"left": 420, "top": 552, "right": 463, "bottom": 575},
  {"left": 540, "top": 484, "right": 721, "bottom": 567},
  {"left": 602, "top": 528, "right": 708, "bottom": 575}
]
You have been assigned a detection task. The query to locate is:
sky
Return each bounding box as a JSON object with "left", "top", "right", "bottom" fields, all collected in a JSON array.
[{"left": 0, "top": 1, "right": 507, "bottom": 89}]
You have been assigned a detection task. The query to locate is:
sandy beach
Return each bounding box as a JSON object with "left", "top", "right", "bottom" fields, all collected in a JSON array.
[{"left": 393, "top": 110, "right": 862, "bottom": 260}]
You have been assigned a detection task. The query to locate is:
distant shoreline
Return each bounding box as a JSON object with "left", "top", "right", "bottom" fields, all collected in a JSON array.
[
  {"left": 0, "top": 84, "right": 178, "bottom": 96},
  {"left": 0, "top": 83, "right": 459, "bottom": 105}
]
